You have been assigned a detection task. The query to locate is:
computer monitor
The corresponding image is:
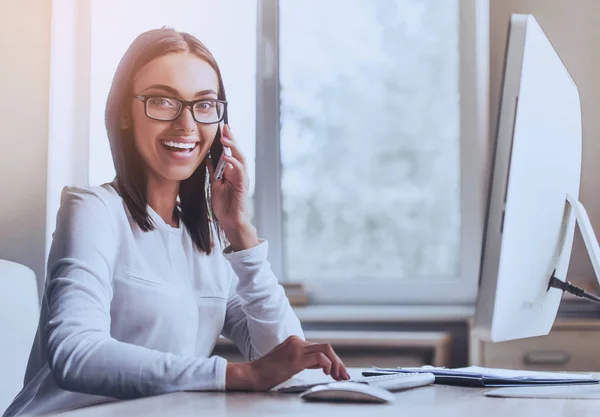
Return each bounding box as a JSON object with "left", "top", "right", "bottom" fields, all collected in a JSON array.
[{"left": 473, "top": 14, "right": 600, "bottom": 342}]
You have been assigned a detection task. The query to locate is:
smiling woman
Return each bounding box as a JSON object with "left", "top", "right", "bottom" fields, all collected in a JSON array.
[{"left": 2, "top": 28, "right": 348, "bottom": 417}]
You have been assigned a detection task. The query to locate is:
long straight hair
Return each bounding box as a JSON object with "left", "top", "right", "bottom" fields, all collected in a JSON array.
[{"left": 105, "top": 28, "right": 226, "bottom": 254}]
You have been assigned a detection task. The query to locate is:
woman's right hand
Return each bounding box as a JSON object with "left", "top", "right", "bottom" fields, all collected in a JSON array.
[{"left": 225, "top": 335, "right": 350, "bottom": 391}]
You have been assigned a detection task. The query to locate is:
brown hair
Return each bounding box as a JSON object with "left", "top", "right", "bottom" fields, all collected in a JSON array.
[{"left": 105, "top": 27, "right": 226, "bottom": 254}]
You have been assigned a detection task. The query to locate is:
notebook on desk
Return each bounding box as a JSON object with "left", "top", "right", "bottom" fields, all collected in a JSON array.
[{"left": 362, "top": 365, "right": 600, "bottom": 388}]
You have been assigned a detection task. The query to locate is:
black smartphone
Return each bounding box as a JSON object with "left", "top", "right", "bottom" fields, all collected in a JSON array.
[{"left": 210, "top": 115, "right": 230, "bottom": 180}]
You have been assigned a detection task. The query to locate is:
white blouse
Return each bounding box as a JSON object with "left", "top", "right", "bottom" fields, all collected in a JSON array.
[{"left": 3, "top": 182, "right": 303, "bottom": 417}]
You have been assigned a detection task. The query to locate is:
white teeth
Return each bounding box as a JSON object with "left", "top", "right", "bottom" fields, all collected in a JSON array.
[{"left": 161, "top": 141, "right": 196, "bottom": 149}]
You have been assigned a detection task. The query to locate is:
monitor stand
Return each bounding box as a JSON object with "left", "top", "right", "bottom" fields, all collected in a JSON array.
[{"left": 549, "top": 194, "right": 600, "bottom": 303}]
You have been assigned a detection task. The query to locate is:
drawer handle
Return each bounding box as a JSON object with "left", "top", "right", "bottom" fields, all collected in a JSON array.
[{"left": 523, "top": 351, "right": 571, "bottom": 366}]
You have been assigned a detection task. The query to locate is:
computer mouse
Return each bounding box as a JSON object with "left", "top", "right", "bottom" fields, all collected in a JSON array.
[{"left": 300, "top": 382, "right": 395, "bottom": 404}]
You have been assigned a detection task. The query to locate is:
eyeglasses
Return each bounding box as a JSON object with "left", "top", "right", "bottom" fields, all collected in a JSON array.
[{"left": 134, "top": 95, "right": 227, "bottom": 124}]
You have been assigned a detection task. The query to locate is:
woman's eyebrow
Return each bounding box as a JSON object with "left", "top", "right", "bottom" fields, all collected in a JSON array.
[
  {"left": 193, "top": 89, "right": 218, "bottom": 98},
  {"left": 141, "top": 84, "right": 179, "bottom": 95},
  {"left": 141, "top": 84, "right": 217, "bottom": 98}
]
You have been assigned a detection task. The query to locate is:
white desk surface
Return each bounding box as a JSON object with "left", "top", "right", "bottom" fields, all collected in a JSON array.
[{"left": 50, "top": 369, "right": 600, "bottom": 417}]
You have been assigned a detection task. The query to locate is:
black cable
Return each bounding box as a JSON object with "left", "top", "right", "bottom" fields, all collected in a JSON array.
[{"left": 548, "top": 276, "right": 600, "bottom": 305}]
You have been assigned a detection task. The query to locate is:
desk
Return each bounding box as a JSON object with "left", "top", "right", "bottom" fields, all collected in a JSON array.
[{"left": 51, "top": 370, "right": 600, "bottom": 417}]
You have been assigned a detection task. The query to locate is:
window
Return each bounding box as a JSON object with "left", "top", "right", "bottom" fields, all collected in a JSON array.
[
  {"left": 255, "top": 0, "right": 489, "bottom": 304},
  {"left": 88, "top": 0, "right": 258, "bottom": 203},
  {"left": 281, "top": 0, "right": 460, "bottom": 281}
]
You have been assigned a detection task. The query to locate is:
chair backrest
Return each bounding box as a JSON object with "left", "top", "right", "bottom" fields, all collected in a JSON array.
[{"left": 0, "top": 260, "right": 39, "bottom": 413}]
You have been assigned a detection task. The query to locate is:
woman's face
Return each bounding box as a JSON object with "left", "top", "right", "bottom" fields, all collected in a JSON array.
[{"left": 129, "top": 52, "right": 220, "bottom": 183}]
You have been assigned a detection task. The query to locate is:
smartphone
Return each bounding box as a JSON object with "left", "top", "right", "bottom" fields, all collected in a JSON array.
[
  {"left": 214, "top": 146, "right": 231, "bottom": 180},
  {"left": 211, "top": 121, "right": 231, "bottom": 180}
]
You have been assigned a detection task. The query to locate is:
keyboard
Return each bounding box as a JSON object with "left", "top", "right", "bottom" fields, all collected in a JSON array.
[{"left": 277, "top": 371, "right": 435, "bottom": 393}]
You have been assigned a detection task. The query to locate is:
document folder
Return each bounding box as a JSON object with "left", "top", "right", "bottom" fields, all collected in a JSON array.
[{"left": 362, "top": 366, "right": 599, "bottom": 388}]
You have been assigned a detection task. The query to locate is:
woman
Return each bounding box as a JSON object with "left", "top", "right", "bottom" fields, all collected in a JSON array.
[{"left": 4, "top": 28, "right": 348, "bottom": 417}]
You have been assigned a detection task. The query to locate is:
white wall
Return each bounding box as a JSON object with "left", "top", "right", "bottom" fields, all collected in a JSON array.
[
  {"left": 0, "top": 0, "right": 51, "bottom": 411},
  {"left": 0, "top": 0, "right": 52, "bottom": 295},
  {"left": 490, "top": 0, "right": 600, "bottom": 290}
]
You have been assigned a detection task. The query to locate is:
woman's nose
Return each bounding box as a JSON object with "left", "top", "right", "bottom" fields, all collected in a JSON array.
[{"left": 173, "top": 106, "right": 197, "bottom": 132}]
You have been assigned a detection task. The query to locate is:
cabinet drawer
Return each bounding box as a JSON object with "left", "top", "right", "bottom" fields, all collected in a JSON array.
[{"left": 482, "top": 329, "right": 600, "bottom": 371}]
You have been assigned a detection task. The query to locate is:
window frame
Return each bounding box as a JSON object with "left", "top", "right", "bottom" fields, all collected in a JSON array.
[
  {"left": 46, "top": 0, "right": 93, "bottom": 264},
  {"left": 254, "top": 0, "right": 490, "bottom": 305}
]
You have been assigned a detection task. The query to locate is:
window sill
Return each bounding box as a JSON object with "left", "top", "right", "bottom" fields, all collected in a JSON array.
[{"left": 292, "top": 305, "right": 475, "bottom": 324}]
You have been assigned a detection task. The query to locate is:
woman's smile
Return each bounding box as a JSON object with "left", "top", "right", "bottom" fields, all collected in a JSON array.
[{"left": 158, "top": 137, "right": 200, "bottom": 161}]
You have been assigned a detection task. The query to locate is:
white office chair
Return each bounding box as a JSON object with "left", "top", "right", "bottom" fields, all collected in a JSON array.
[{"left": 0, "top": 260, "right": 39, "bottom": 414}]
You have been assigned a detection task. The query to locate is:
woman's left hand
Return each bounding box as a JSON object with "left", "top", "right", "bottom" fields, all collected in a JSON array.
[{"left": 207, "top": 124, "right": 258, "bottom": 250}]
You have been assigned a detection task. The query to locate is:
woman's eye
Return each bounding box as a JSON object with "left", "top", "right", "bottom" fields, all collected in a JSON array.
[
  {"left": 196, "top": 101, "right": 214, "bottom": 110},
  {"left": 158, "top": 99, "right": 174, "bottom": 107},
  {"left": 150, "top": 98, "right": 175, "bottom": 108}
]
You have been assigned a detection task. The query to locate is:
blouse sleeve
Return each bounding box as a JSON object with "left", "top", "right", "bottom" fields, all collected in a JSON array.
[{"left": 220, "top": 240, "right": 304, "bottom": 361}]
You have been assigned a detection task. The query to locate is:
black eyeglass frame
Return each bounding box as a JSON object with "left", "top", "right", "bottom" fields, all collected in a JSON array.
[{"left": 134, "top": 95, "right": 228, "bottom": 124}]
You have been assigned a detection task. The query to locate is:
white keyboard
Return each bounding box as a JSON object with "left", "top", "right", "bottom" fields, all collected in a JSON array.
[{"left": 278, "top": 371, "right": 435, "bottom": 393}]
